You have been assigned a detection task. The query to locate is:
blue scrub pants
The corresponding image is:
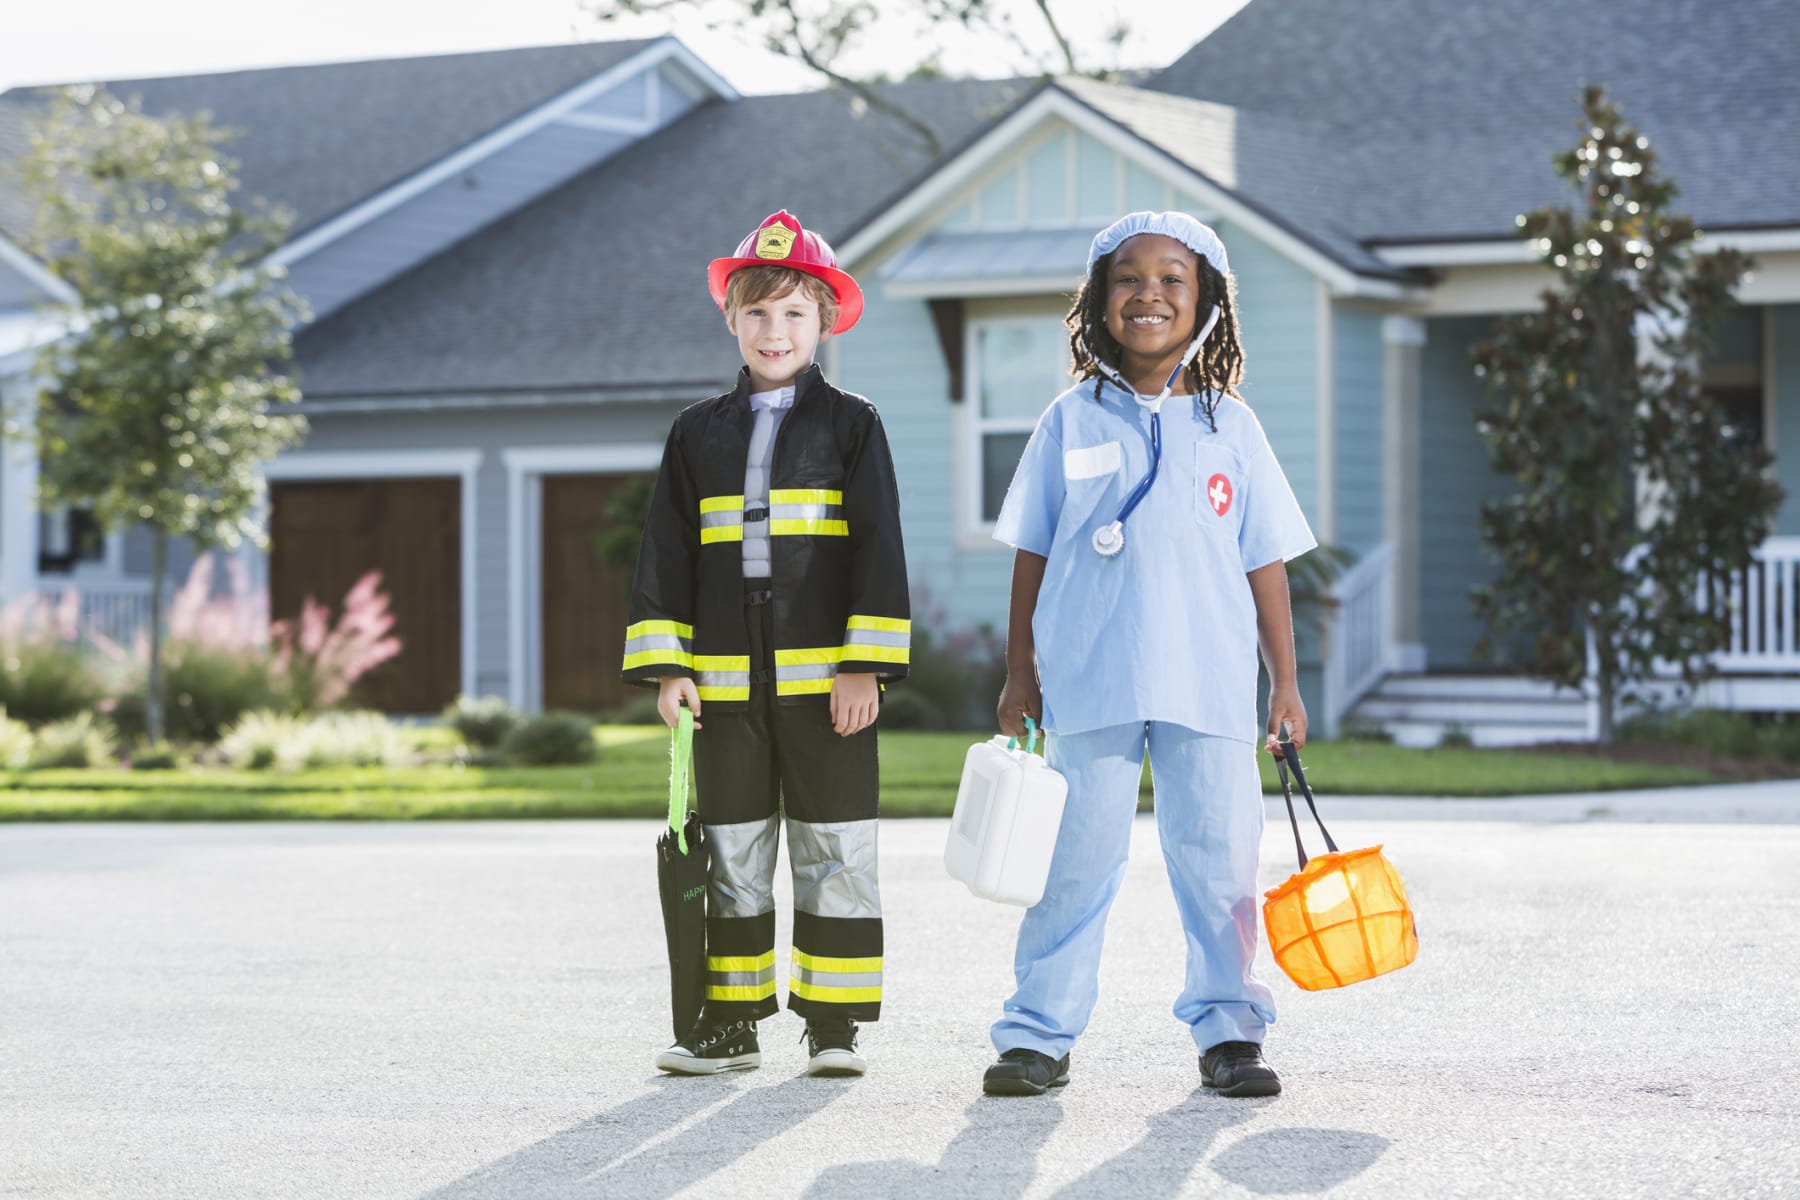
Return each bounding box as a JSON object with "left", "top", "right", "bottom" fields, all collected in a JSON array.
[{"left": 991, "top": 721, "right": 1275, "bottom": 1059}]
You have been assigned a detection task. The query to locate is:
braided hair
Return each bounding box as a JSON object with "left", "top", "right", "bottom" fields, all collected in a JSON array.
[{"left": 1065, "top": 246, "right": 1246, "bottom": 430}]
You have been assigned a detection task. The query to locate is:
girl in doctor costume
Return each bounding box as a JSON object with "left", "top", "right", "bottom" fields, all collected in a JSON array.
[{"left": 981, "top": 211, "right": 1316, "bottom": 1100}]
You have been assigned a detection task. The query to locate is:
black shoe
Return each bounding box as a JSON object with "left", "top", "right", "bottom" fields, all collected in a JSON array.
[
  {"left": 1200, "top": 1041, "right": 1281, "bottom": 1097},
  {"left": 802, "top": 1018, "right": 867, "bottom": 1077},
  {"left": 655, "top": 1012, "right": 761, "bottom": 1075},
  {"left": 982, "top": 1048, "right": 1070, "bottom": 1097}
]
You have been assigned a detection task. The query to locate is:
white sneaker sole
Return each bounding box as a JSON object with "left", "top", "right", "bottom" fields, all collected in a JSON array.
[
  {"left": 806, "top": 1049, "right": 867, "bottom": 1077},
  {"left": 655, "top": 1049, "right": 761, "bottom": 1075}
]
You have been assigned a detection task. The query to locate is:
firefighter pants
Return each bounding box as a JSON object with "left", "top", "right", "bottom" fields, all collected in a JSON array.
[{"left": 693, "top": 583, "right": 883, "bottom": 1023}]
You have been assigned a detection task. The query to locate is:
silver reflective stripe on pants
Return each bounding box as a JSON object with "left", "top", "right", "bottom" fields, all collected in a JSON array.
[
  {"left": 790, "top": 962, "right": 883, "bottom": 990},
  {"left": 704, "top": 815, "right": 779, "bottom": 918},
  {"left": 786, "top": 817, "right": 882, "bottom": 919}
]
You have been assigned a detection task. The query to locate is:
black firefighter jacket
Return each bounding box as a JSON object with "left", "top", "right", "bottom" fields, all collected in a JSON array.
[{"left": 622, "top": 364, "right": 910, "bottom": 707}]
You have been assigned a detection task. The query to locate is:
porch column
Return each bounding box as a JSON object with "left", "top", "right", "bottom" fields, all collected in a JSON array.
[
  {"left": 1383, "top": 316, "right": 1427, "bottom": 672},
  {"left": 1, "top": 372, "right": 39, "bottom": 603}
]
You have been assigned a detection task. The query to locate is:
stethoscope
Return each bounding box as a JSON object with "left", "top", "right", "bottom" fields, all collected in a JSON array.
[{"left": 1090, "top": 304, "right": 1222, "bottom": 557}]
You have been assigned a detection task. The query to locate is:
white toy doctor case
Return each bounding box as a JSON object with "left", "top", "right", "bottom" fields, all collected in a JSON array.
[{"left": 945, "top": 719, "right": 1068, "bottom": 907}]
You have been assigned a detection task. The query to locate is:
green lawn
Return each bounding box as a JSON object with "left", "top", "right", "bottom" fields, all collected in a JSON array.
[{"left": 0, "top": 727, "right": 1760, "bottom": 821}]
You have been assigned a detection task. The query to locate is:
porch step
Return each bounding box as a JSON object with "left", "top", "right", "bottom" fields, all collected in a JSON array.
[{"left": 1347, "top": 673, "right": 1591, "bottom": 749}]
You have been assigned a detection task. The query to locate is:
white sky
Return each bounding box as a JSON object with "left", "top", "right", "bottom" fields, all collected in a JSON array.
[{"left": 1, "top": 0, "right": 1252, "bottom": 95}]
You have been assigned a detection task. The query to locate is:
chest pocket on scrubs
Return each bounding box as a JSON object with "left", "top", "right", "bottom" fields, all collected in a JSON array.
[
  {"left": 1062, "top": 440, "right": 1125, "bottom": 525},
  {"left": 1194, "top": 444, "right": 1243, "bottom": 542}
]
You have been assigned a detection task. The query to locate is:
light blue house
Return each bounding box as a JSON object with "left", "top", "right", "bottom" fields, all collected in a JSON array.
[{"left": 2, "top": 0, "right": 1796, "bottom": 739}]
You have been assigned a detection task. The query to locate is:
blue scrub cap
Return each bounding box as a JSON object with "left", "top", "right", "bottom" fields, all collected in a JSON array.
[{"left": 1087, "top": 211, "right": 1230, "bottom": 277}]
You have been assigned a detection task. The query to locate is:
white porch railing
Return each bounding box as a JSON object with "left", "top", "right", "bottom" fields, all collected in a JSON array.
[
  {"left": 1710, "top": 536, "right": 1800, "bottom": 673},
  {"left": 23, "top": 577, "right": 157, "bottom": 650},
  {"left": 1321, "top": 541, "right": 1396, "bottom": 735}
]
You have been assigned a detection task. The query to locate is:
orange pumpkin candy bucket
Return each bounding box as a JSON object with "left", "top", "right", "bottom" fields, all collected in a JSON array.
[{"left": 1263, "top": 735, "right": 1418, "bottom": 991}]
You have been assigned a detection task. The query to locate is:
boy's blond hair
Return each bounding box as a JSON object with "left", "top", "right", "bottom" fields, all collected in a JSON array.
[{"left": 723, "top": 266, "right": 840, "bottom": 336}]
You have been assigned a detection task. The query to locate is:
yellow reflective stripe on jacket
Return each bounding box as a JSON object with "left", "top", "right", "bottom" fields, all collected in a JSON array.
[
  {"left": 622, "top": 619, "right": 696, "bottom": 672},
  {"left": 625, "top": 619, "right": 695, "bottom": 640},
  {"left": 774, "top": 646, "right": 844, "bottom": 667},
  {"left": 699, "top": 495, "right": 746, "bottom": 544},
  {"left": 776, "top": 678, "right": 835, "bottom": 697},
  {"left": 842, "top": 615, "right": 910, "bottom": 665},
  {"left": 769, "top": 518, "right": 849, "bottom": 537},
  {"left": 846, "top": 615, "right": 910, "bottom": 634},
  {"left": 769, "top": 488, "right": 842, "bottom": 506},
  {"left": 695, "top": 655, "right": 750, "bottom": 702},
  {"left": 841, "top": 644, "right": 909, "bottom": 664}
]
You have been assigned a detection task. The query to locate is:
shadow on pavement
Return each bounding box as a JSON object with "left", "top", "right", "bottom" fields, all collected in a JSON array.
[
  {"left": 801, "top": 1093, "right": 1065, "bottom": 1199},
  {"left": 421, "top": 1073, "right": 847, "bottom": 1200},
  {"left": 1208, "top": 1127, "right": 1390, "bottom": 1194},
  {"left": 1048, "top": 1090, "right": 1256, "bottom": 1198}
]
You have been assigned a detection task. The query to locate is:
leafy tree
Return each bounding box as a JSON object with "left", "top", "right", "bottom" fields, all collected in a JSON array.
[
  {"left": 587, "top": 0, "right": 1124, "bottom": 153},
  {"left": 19, "top": 88, "right": 308, "bottom": 743},
  {"left": 1470, "top": 85, "right": 1782, "bottom": 741}
]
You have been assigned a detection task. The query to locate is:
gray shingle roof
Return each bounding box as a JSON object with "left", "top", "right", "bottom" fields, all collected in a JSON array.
[
  {"left": 0, "top": 39, "right": 661, "bottom": 244},
  {"left": 1053, "top": 78, "right": 1404, "bottom": 278},
  {"left": 293, "top": 77, "right": 1027, "bottom": 398},
  {"left": 1151, "top": 0, "right": 1800, "bottom": 242}
]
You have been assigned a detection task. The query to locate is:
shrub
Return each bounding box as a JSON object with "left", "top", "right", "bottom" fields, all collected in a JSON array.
[
  {"left": 129, "top": 744, "right": 182, "bottom": 771},
  {"left": 899, "top": 586, "right": 1008, "bottom": 731},
  {"left": 1437, "top": 723, "right": 1474, "bottom": 749},
  {"left": 31, "top": 712, "right": 116, "bottom": 769},
  {"left": 875, "top": 689, "right": 943, "bottom": 730},
  {"left": 603, "top": 694, "right": 665, "bottom": 726},
  {"left": 297, "top": 712, "right": 411, "bottom": 768},
  {"left": 219, "top": 710, "right": 411, "bottom": 770},
  {"left": 111, "top": 645, "right": 281, "bottom": 745},
  {"left": 1619, "top": 708, "right": 1800, "bottom": 762},
  {"left": 218, "top": 710, "right": 295, "bottom": 770},
  {"left": 0, "top": 710, "right": 33, "bottom": 770},
  {"left": 502, "top": 711, "right": 597, "bottom": 765},
  {"left": 0, "top": 592, "right": 104, "bottom": 725},
  {"left": 444, "top": 694, "right": 519, "bottom": 749},
  {"left": 271, "top": 570, "right": 402, "bottom": 710}
]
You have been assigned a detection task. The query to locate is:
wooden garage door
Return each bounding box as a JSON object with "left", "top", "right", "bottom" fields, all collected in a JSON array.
[
  {"left": 270, "top": 478, "right": 460, "bottom": 714},
  {"left": 542, "top": 473, "right": 646, "bottom": 713}
]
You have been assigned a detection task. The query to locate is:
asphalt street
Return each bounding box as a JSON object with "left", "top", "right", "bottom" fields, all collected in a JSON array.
[{"left": 3, "top": 783, "right": 1798, "bottom": 1199}]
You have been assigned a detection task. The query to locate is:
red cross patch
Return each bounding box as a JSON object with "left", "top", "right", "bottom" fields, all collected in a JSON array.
[{"left": 1206, "top": 472, "right": 1234, "bottom": 517}]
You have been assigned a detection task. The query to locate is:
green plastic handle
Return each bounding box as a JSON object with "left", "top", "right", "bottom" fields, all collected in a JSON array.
[
  {"left": 668, "top": 706, "right": 694, "bottom": 853},
  {"left": 1006, "top": 715, "right": 1041, "bottom": 755}
]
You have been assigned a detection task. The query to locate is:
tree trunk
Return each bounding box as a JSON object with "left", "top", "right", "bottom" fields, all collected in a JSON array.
[
  {"left": 1594, "top": 636, "right": 1617, "bottom": 745},
  {"left": 147, "top": 528, "right": 167, "bottom": 746}
]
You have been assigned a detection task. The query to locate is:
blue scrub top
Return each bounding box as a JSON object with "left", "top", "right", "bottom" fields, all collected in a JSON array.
[{"left": 993, "top": 379, "right": 1317, "bottom": 742}]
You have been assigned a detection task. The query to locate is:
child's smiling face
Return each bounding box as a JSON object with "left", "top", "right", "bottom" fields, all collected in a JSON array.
[
  {"left": 729, "top": 284, "right": 825, "bottom": 392},
  {"left": 1103, "top": 232, "right": 1202, "bottom": 388}
]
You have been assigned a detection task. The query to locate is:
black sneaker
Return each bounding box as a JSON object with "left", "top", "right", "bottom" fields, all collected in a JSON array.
[
  {"left": 802, "top": 1018, "right": 867, "bottom": 1077},
  {"left": 654, "top": 1012, "right": 761, "bottom": 1075},
  {"left": 982, "top": 1048, "right": 1070, "bottom": 1097},
  {"left": 1200, "top": 1041, "right": 1281, "bottom": 1097}
]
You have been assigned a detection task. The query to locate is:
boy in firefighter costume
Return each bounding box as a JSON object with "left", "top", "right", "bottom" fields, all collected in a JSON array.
[
  {"left": 625, "top": 211, "right": 909, "bottom": 1078},
  {"left": 982, "top": 212, "right": 1316, "bottom": 1099}
]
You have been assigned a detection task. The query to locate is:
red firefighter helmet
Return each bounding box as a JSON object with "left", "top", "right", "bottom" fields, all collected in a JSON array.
[{"left": 707, "top": 210, "right": 864, "bottom": 335}]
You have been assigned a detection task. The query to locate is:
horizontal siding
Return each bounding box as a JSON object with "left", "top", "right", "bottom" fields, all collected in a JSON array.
[
  {"left": 1418, "top": 315, "right": 1514, "bottom": 668},
  {"left": 1775, "top": 304, "right": 1800, "bottom": 536},
  {"left": 1217, "top": 219, "right": 1318, "bottom": 529},
  {"left": 835, "top": 281, "right": 1013, "bottom": 633},
  {"left": 1333, "top": 306, "right": 1385, "bottom": 555}
]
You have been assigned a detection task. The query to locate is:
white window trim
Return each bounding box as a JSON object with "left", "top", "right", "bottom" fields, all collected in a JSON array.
[
  {"left": 262, "top": 449, "right": 481, "bottom": 701},
  {"left": 501, "top": 444, "right": 662, "bottom": 712},
  {"left": 959, "top": 315, "right": 1062, "bottom": 549}
]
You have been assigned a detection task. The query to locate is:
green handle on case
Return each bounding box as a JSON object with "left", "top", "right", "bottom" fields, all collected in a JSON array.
[{"left": 668, "top": 706, "right": 694, "bottom": 853}]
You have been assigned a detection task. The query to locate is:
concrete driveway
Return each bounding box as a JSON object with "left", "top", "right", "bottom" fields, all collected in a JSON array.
[{"left": 2, "top": 785, "right": 1797, "bottom": 1198}]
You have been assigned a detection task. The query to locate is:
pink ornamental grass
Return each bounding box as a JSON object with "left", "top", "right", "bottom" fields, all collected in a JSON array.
[{"left": 270, "top": 570, "right": 402, "bottom": 709}]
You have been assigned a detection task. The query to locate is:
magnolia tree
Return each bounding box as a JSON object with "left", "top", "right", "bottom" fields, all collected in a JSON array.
[
  {"left": 1470, "top": 86, "right": 1783, "bottom": 741},
  {"left": 21, "top": 88, "right": 308, "bottom": 744}
]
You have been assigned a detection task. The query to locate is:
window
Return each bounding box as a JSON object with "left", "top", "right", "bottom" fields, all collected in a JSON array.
[
  {"left": 967, "top": 318, "right": 1069, "bottom": 532},
  {"left": 37, "top": 507, "right": 107, "bottom": 575}
]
